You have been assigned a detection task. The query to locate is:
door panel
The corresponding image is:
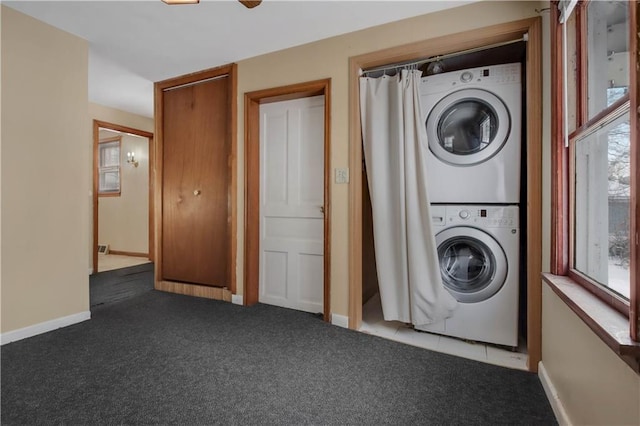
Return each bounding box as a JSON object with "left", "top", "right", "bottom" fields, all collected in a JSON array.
[
  {"left": 259, "top": 96, "right": 324, "bottom": 313},
  {"left": 162, "top": 77, "right": 230, "bottom": 286}
]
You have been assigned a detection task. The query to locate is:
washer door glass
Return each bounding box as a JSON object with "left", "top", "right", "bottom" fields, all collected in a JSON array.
[
  {"left": 436, "top": 227, "right": 507, "bottom": 303},
  {"left": 426, "top": 88, "right": 510, "bottom": 166}
]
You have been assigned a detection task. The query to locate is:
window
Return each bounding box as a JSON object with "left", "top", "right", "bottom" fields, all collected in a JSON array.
[
  {"left": 553, "top": 0, "right": 638, "bottom": 340},
  {"left": 98, "top": 136, "right": 121, "bottom": 196}
]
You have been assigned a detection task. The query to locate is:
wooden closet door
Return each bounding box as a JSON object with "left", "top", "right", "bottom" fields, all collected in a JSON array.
[{"left": 162, "top": 76, "right": 230, "bottom": 286}]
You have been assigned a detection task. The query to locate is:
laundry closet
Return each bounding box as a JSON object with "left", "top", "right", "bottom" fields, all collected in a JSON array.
[{"left": 361, "top": 40, "right": 530, "bottom": 353}]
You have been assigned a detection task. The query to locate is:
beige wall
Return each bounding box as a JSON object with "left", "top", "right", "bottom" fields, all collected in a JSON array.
[
  {"left": 1, "top": 6, "right": 90, "bottom": 332},
  {"left": 98, "top": 131, "right": 149, "bottom": 255},
  {"left": 236, "top": 0, "right": 542, "bottom": 316},
  {"left": 89, "top": 103, "right": 154, "bottom": 133},
  {"left": 542, "top": 285, "right": 640, "bottom": 425}
]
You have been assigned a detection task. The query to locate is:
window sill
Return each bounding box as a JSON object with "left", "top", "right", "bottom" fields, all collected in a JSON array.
[{"left": 542, "top": 273, "right": 640, "bottom": 374}]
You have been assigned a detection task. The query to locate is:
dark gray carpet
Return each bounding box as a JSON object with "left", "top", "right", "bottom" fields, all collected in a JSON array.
[
  {"left": 2, "top": 291, "right": 557, "bottom": 425},
  {"left": 90, "top": 263, "right": 154, "bottom": 307}
]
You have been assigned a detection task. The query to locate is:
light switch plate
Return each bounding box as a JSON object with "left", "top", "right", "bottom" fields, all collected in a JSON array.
[{"left": 335, "top": 168, "right": 349, "bottom": 184}]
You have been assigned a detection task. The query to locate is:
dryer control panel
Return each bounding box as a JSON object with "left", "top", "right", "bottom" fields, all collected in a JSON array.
[{"left": 420, "top": 62, "right": 521, "bottom": 90}]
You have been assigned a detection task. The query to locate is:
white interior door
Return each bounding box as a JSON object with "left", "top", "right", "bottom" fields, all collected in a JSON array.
[{"left": 259, "top": 95, "right": 325, "bottom": 313}]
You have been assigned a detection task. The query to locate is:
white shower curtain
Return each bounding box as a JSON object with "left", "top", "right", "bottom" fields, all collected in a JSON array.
[{"left": 360, "top": 69, "right": 457, "bottom": 326}]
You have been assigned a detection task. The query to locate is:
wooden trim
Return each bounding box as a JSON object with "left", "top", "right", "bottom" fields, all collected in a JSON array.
[
  {"left": 107, "top": 250, "right": 149, "bottom": 258},
  {"left": 543, "top": 273, "right": 640, "bottom": 373},
  {"left": 92, "top": 120, "right": 154, "bottom": 275},
  {"left": 630, "top": 0, "right": 639, "bottom": 341},
  {"left": 154, "top": 64, "right": 237, "bottom": 296},
  {"left": 567, "top": 269, "right": 630, "bottom": 315},
  {"left": 551, "top": 2, "right": 569, "bottom": 275},
  {"left": 229, "top": 63, "right": 238, "bottom": 295},
  {"left": 568, "top": 96, "right": 630, "bottom": 141},
  {"left": 525, "top": 17, "right": 544, "bottom": 372},
  {"left": 93, "top": 120, "right": 99, "bottom": 274},
  {"left": 98, "top": 192, "right": 121, "bottom": 198},
  {"left": 576, "top": 3, "right": 588, "bottom": 126},
  {"left": 243, "top": 78, "right": 332, "bottom": 322},
  {"left": 347, "top": 17, "right": 543, "bottom": 372},
  {"left": 156, "top": 280, "right": 233, "bottom": 302},
  {"left": 98, "top": 136, "right": 122, "bottom": 144}
]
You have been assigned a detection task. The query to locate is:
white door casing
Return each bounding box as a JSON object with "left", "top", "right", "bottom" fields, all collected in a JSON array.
[{"left": 259, "top": 96, "right": 325, "bottom": 313}]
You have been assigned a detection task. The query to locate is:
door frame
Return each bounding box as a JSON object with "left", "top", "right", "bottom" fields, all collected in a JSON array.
[
  {"left": 244, "top": 79, "right": 332, "bottom": 321},
  {"left": 154, "top": 64, "right": 238, "bottom": 296},
  {"left": 92, "top": 120, "right": 154, "bottom": 274},
  {"left": 348, "top": 17, "right": 543, "bottom": 371}
]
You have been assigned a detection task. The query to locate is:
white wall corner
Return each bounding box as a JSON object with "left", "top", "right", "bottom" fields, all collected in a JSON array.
[
  {"left": 231, "top": 294, "right": 243, "bottom": 305},
  {"left": 331, "top": 313, "right": 349, "bottom": 329},
  {"left": 538, "top": 361, "right": 572, "bottom": 426},
  {"left": 0, "top": 311, "right": 91, "bottom": 345}
]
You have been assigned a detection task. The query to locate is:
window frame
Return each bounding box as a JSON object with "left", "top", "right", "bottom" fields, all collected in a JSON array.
[
  {"left": 551, "top": 0, "right": 639, "bottom": 343},
  {"left": 97, "top": 136, "right": 122, "bottom": 197}
]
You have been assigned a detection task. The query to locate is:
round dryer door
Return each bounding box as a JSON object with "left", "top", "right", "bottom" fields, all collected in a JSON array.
[
  {"left": 436, "top": 226, "right": 507, "bottom": 303},
  {"left": 426, "top": 88, "right": 511, "bottom": 166}
]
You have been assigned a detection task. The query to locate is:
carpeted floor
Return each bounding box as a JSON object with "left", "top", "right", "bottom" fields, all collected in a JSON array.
[
  {"left": 1, "top": 291, "right": 557, "bottom": 425},
  {"left": 90, "top": 262, "right": 154, "bottom": 307}
]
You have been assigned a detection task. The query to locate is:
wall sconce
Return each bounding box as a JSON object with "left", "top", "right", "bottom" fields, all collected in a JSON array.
[{"left": 126, "top": 152, "right": 139, "bottom": 168}]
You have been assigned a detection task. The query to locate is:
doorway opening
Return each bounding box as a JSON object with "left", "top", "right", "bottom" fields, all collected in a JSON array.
[
  {"left": 92, "top": 120, "right": 154, "bottom": 275},
  {"left": 349, "top": 17, "right": 543, "bottom": 372}
]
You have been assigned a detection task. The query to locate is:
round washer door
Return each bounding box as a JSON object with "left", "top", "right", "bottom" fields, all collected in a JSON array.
[
  {"left": 426, "top": 88, "right": 511, "bottom": 166},
  {"left": 436, "top": 226, "right": 507, "bottom": 303}
]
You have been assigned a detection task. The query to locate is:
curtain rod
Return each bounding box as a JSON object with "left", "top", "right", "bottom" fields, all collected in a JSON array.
[{"left": 361, "top": 35, "right": 527, "bottom": 76}]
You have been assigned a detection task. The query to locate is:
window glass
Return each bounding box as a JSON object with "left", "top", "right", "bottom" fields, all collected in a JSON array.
[
  {"left": 566, "top": 10, "right": 578, "bottom": 133},
  {"left": 98, "top": 139, "right": 121, "bottom": 194},
  {"left": 574, "top": 112, "right": 630, "bottom": 299},
  {"left": 586, "top": 1, "right": 629, "bottom": 119}
]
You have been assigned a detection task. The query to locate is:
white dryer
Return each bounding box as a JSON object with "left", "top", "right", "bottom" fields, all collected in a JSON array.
[
  {"left": 420, "top": 63, "right": 522, "bottom": 203},
  {"left": 415, "top": 204, "right": 520, "bottom": 348}
]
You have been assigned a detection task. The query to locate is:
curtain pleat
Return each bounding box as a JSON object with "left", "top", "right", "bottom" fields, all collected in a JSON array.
[{"left": 360, "top": 70, "right": 456, "bottom": 326}]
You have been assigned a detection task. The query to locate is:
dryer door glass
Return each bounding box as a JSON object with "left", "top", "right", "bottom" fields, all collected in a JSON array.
[
  {"left": 436, "top": 231, "right": 507, "bottom": 303},
  {"left": 437, "top": 100, "right": 498, "bottom": 155},
  {"left": 426, "top": 88, "right": 511, "bottom": 166}
]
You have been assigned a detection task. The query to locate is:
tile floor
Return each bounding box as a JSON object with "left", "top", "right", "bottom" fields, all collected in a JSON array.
[
  {"left": 98, "top": 254, "right": 151, "bottom": 273},
  {"left": 360, "top": 293, "right": 528, "bottom": 370}
]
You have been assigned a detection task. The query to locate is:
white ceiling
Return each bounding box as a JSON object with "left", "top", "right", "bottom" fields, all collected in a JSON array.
[{"left": 5, "top": 0, "right": 474, "bottom": 118}]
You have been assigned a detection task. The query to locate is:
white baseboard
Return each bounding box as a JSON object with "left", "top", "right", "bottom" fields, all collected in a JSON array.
[
  {"left": 231, "top": 294, "right": 243, "bottom": 305},
  {"left": 538, "top": 361, "right": 571, "bottom": 426},
  {"left": 1, "top": 311, "right": 91, "bottom": 345},
  {"left": 331, "top": 313, "right": 349, "bottom": 329}
]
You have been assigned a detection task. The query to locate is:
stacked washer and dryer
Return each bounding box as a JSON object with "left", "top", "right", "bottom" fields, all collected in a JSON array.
[{"left": 415, "top": 63, "right": 522, "bottom": 348}]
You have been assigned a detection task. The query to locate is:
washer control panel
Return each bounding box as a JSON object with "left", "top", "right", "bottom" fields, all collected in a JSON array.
[{"left": 446, "top": 205, "right": 519, "bottom": 228}]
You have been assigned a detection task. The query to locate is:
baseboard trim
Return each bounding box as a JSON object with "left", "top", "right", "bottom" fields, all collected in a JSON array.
[
  {"left": 108, "top": 250, "right": 149, "bottom": 258},
  {"left": 156, "top": 280, "right": 233, "bottom": 302},
  {"left": 331, "top": 313, "right": 349, "bottom": 329},
  {"left": 1, "top": 311, "right": 91, "bottom": 345},
  {"left": 231, "top": 294, "right": 243, "bottom": 305},
  {"left": 538, "top": 361, "right": 571, "bottom": 426}
]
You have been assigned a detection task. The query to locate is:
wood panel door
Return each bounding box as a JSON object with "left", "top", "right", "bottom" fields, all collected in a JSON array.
[
  {"left": 259, "top": 96, "right": 325, "bottom": 313},
  {"left": 161, "top": 76, "right": 230, "bottom": 286}
]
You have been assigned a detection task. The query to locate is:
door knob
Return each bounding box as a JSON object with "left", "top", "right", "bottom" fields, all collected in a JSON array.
[{"left": 193, "top": 190, "right": 201, "bottom": 196}]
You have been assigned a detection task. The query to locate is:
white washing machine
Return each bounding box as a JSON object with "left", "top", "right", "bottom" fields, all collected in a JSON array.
[
  {"left": 415, "top": 204, "right": 520, "bottom": 348},
  {"left": 420, "top": 63, "right": 522, "bottom": 203}
]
